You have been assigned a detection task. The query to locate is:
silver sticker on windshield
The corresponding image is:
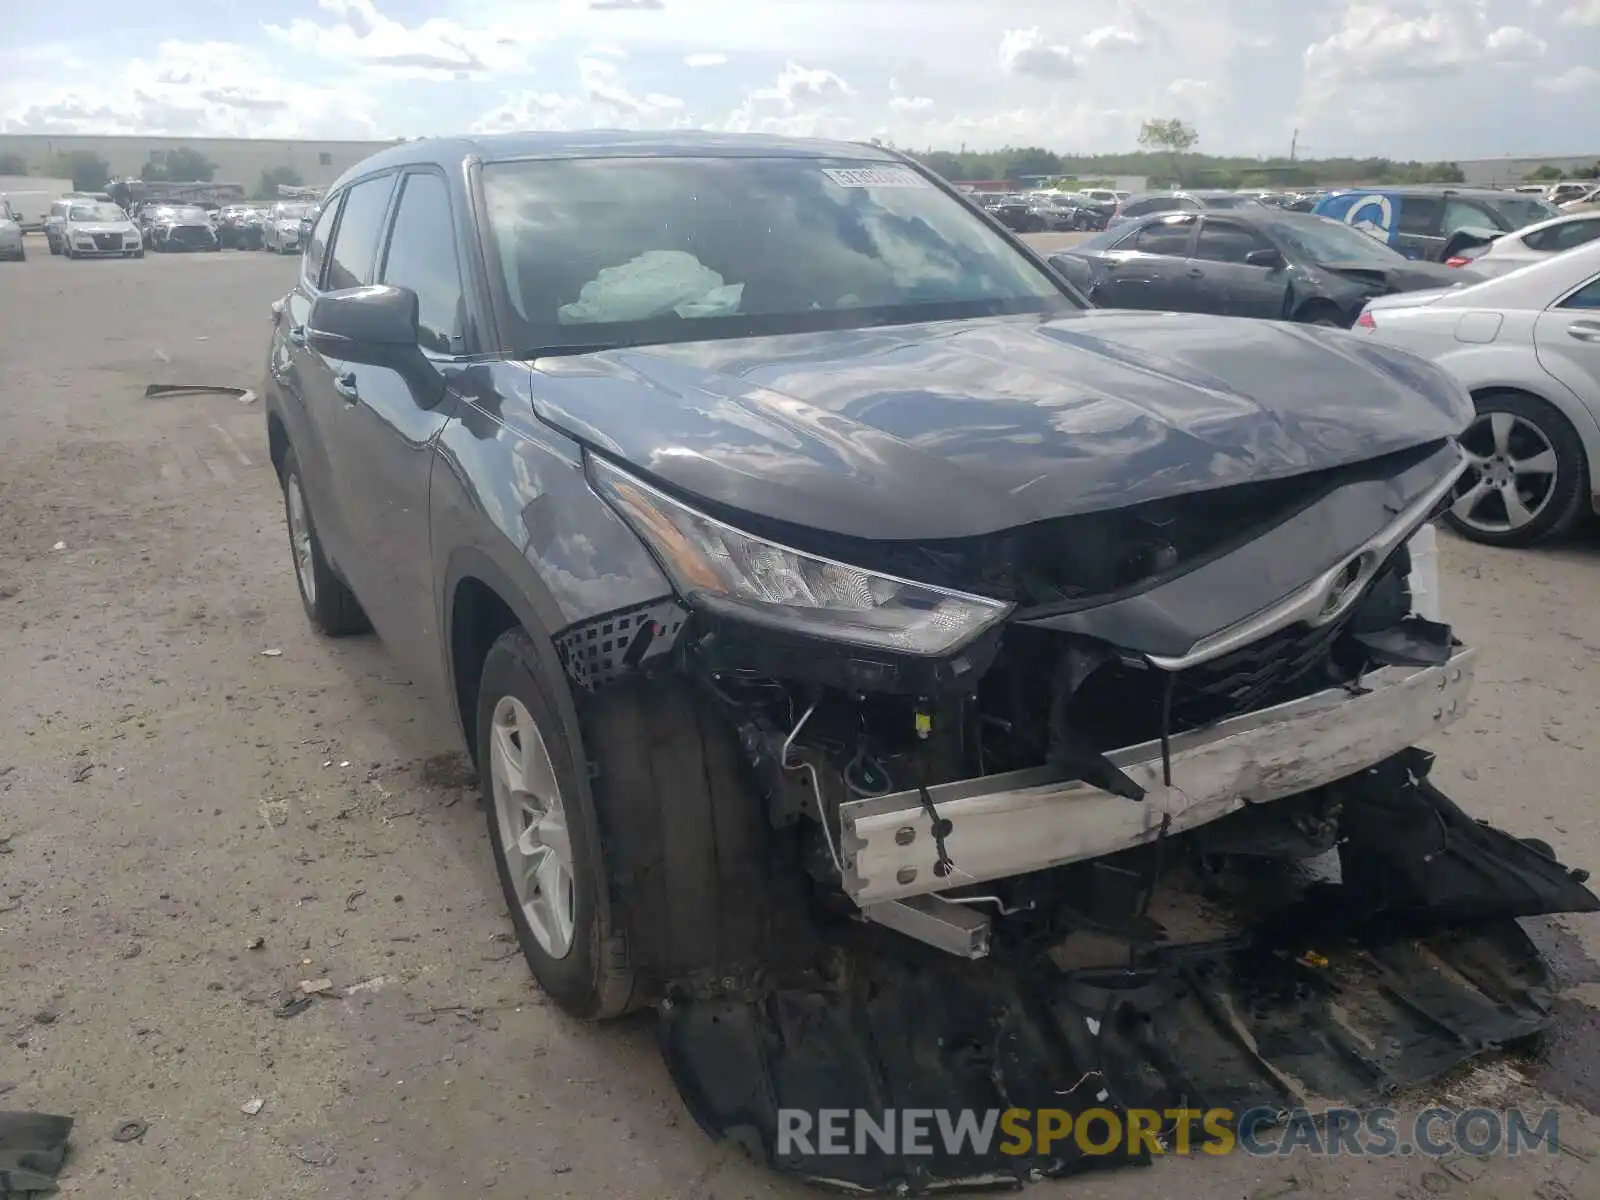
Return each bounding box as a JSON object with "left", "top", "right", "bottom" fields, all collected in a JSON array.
[{"left": 822, "top": 167, "right": 927, "bottom": 189}]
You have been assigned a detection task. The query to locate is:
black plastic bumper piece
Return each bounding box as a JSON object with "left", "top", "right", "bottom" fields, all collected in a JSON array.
[{"left": 658, "top": 750, "right": 1598, "bottom": 1194}]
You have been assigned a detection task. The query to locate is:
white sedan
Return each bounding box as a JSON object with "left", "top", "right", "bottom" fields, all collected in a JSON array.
[
  {"left": 1356, "top": 239, "right": 1600, "bottom": 547},
  {"left": 1447, "top": 210, "right": 1600, "bottom": 277}
]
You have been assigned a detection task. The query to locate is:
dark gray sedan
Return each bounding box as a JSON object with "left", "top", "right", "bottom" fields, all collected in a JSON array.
[{"left": 1050, "top": 207, "right": 1477, "bottom": 327}]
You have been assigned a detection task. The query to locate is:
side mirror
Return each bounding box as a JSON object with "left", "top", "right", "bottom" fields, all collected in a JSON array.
[
  {"left": 1245, "top": 248, "right": 1286, "bottom": 269},
  {"left": 307, "top": 285, "right": 421, "bottom": 366}
]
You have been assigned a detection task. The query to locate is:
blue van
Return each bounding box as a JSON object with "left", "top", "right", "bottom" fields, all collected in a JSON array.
[{"left": 1312, "top": 186, "right": 1558, "bottom": 262}]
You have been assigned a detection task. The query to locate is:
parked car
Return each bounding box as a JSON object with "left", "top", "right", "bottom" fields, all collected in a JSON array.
[
  {"left": 1048, "top": 207, "right": 1474, "bottom": 326},
  {"left": 1355, "top": 239, "right": 1600, "bottom": 546},
  {"left": 60, "top": 200, "right": 144, "bottom": 260},
  {"left": 258, "top": 131, "right": 1600, "bottom": 1191},
  {"left": 1106, "top": 188, "right": 1262, "bottom": 230},
  {"left": 1313, "top": 186, "right": 1559, "bottom": 263},
  {"left": 982, "top": 194, "right": 1043, "bottom": 232},
  {"left": 0, "top": 203, "right": 23, "bottom": 261},
  {"left": 262, "top": 201, "right": 313, "bottom": 252},
  {"left": 217, "top": 204, "right": 265, "bottom": 249},
  {"left": 1443, "top": 210, "right": 1600, "bottom": 276},
  {"left": 144, "top": 204, "right": 220, "bottom": 252},
  {"left": 1545, "top": 181, "right": 1598, "bottom": 207},
  {"left": 297, "top": 202, "right": 320, "bottom": 251},
  {"left": 1560, "top": 185, "right": 1600, "bottom": 212}
]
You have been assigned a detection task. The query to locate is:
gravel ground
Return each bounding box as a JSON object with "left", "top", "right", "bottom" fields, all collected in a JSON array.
[{"left": 2, "top": 235, "right": 1600, "bottom": 1200}]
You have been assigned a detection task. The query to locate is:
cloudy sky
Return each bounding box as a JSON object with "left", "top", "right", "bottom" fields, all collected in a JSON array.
[{"left": 2, "top": 0, "right": 1598, "bottom": 159}]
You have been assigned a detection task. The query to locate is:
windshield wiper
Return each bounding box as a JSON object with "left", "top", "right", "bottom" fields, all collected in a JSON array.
[{"left": 521, "top": 342, "right": 626, "bottom": 359}]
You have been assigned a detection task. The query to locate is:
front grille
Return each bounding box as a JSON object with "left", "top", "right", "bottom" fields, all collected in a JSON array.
[
  {"left": 170, "top": 226, "right": 211, "bottom": 247},
  {"left": 93, "top": 233, "right": 121, "bottom": 250},
  {"left": 1166, "top": 616, "right": 1349, "bottom": 730}
]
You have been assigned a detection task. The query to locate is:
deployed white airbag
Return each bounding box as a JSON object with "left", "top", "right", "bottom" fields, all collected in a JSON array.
[{"left": 557, "top": 250, "right": 745, "bottom": 324}]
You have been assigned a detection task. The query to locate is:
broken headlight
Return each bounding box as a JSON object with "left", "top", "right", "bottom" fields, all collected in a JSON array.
[{"left": 590, "top": 457, "right": 1012, "bottom": 655}]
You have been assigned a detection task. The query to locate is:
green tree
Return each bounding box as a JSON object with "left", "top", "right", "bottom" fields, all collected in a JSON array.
[
  {"left": 53, "top": 151, "right": 112, "bottom": 192},
  {"left": 141, "top": 146, "right": 217, "bottom": 182},
  {"left": 917, "top": 151, "right": 967, "bottom": 181},
  {"left": 1138, "top": 118, "right": 1199, "bottom": 185},
  {"left": 0, "top": 152, "right": 28, "bottom": 176},
  {"left": 1527, "top": 164, "right": 1565, "bottom": 181},
  {"left": 1001, "top": 147, "right": 1064, "bottom": 179},
  {"left": 256, "top": 165, "right": 305, "bottom": 199}
]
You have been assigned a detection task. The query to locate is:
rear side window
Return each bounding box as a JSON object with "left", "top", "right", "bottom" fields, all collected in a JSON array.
[
  {"left": 1396, "top": 196, "right": 1439, "bottom": 235},
  {"left": 1442, "top": 198, "right": 1497, "bottom": 236},
  {"left": 379, "top": 172, "right": 467, "bottom": 355},
  {"left": 301, "top": 200, "right": 340, "bottom": 290},
  {"left": 325, "top": 175, "right": 395, "bottom": 291},
  {"left": 1130, "top": 216, "right": 1194, "bottom": 255},
  {"left": 1524, "top": 219, "right": 1600, "bottom": 254}
]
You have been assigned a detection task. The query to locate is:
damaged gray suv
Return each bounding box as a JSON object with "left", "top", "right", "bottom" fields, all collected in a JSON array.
[{"left": 263, "top": 131, "right": 1597, "bottom": 1193}]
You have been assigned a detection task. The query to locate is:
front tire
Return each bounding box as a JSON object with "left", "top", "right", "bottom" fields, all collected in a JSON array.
[
  {"left": 478, "top": 629, "right": 638, "bottom": 1020},
  {"left": 1442, "top": 391, "right": 1587, "bottom": 548},
  {"left": 279, "top": 448, "right": 370, "bottom": 635}
]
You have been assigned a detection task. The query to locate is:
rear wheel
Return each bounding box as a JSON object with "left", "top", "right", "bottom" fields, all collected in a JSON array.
[
  {"left": 1443, "top": 391, "right": 1587, "bottom": 548},
  {"left": 279, "top": 448, "right": 370, "bottom": 635},
  {"left": 1296, "top": 301, "right": 1347, "bottom": 328}
]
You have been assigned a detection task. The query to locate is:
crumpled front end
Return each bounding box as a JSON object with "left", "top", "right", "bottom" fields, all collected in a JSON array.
[{"left": 558, "top": 437, "right": 1598, "bottom": 1193}]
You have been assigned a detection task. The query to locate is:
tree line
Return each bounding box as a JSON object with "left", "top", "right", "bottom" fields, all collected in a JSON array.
[{"left": 0, "top": 148, "right": 306, "bottom": 199}]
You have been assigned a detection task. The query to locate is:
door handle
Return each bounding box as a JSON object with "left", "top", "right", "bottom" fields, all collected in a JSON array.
[
  {"left": 1569, "top": 321, "right": 1600, "bottom": 343},
  {"left": 1186, "top": 268, "right": 1205, "bottom": 278},
  {"left": 333, "top": 372, "right": 359, "bottom": 402},
  {"left": 286, "top": 325, "right": 306, "bottom": 347}
]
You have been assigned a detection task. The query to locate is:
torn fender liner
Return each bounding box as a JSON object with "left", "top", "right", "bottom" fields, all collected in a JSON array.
[
  {"left": 659, "top": 758, "right": 1599, "bottom": 1194},
  {"left": 0, "top": 1111, "right": 73, "bottom": 1195}
]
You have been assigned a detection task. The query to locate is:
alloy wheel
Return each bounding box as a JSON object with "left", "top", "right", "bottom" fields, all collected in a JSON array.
[
  {"left": 489, "top": 696, "right": 577, "bottom": 959},
  {"left": 1451, "top": 410, "right": 1559, "bottom": 535}
]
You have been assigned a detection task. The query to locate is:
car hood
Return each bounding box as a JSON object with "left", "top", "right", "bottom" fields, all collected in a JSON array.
[{"left": 528, "top": 310, "right": 1472, "bottom": 541}]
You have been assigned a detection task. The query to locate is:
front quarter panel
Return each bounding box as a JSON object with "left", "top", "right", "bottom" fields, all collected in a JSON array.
[{"left": 431, "top": 359, "right": 676, "bottom": 640}]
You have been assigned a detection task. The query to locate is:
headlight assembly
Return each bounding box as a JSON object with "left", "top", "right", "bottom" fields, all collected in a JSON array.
[{"left": 589, "top": 456, "right": 1012, "bottom": 656}]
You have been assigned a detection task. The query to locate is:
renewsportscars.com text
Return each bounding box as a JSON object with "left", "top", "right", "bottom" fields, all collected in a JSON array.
[{"left": 776, "top": 1106, "right": 1562, "bottom": 1159}]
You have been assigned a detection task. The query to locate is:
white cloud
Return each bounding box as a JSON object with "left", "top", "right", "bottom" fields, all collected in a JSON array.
[
  {"left": 1538, "top": 63, "right": 1600, "bottom": 91},
  {"left": 3, "top": 0, "right": 1598, "bottom": 160},
  {"left": 998, "top": 28, "right": 1079, "bottom": 80},
  {"left": 264, "top": 0, "right": 539, "bottom": 80}
]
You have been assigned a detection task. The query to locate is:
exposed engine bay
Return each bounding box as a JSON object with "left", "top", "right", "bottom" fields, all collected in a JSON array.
[{"left": 556, "top": 440, "right": 1600, "bottom": 1193}]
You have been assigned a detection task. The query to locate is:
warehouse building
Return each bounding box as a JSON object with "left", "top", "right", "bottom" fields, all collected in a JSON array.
[{"left": 0, "top": 134, "right": 400, "bottom": 190}]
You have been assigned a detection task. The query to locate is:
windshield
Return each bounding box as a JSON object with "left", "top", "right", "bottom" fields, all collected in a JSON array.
[
  {"left": 274, "top": 204, "right": 311, "bottom": 219},
  {"left": 482, "top": 156, "right": 1074, "bottom": 353},
  {"left": 1271, "top": 213, "right": 1403, "bottom": 265},
  {"left": 1201, "top": 195, "right": 1257, "bottom": 209},
  {"left": 1480, "top": 194, "right": 1560, "bottom": 229},
  {"left": 168, "top": 206, "right": 209, "bottom": 221},
  {"left": 69, "top": 202, "right": 128, "bottom": 222}
]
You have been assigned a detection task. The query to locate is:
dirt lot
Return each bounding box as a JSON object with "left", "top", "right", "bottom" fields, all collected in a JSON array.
[{"left": 3, "top": 237, "right": 1600, "bottom": 1200}]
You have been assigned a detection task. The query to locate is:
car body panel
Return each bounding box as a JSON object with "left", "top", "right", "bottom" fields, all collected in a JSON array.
[
  {"left": 1052, "top": 210, "right": 1472, "bottom": 327},
  {"left": 523, "top": 308, "right": 1472, "bottom": 542},
  {"left": 1460, "top": 212, "right": 1600, "bottom": 279},
  {"left": 1359, "top": 243, "right": 1600, "bottom": 506}
]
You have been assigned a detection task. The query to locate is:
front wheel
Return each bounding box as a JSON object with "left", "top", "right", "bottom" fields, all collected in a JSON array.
[
  {"left": 279, "top": 448, "right": 370, "bottom": 635},
  {"left": 478, "top": 629, "right": 638, "bottom": 1020},
  {"left": 1442, "top": 391, "right": 1587, "bottom": 548}
]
